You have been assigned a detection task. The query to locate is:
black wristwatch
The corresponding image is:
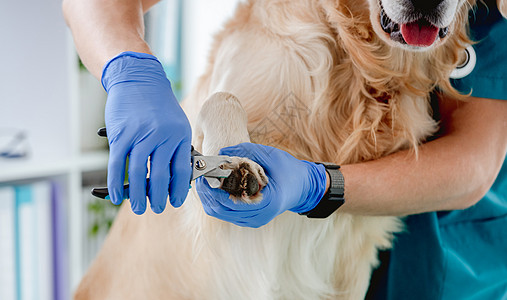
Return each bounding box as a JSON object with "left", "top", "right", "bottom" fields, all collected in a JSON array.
[{"left": 300, "top": 163, "right": 345, "bottom": 218}]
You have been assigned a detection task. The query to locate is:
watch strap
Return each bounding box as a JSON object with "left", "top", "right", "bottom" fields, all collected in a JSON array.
[{"left": 300, "top": 163, "right": 345, "bottom": 218}]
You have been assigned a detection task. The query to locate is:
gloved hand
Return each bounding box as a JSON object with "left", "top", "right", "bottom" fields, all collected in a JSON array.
[
  {"left": 102, "top": 51, "right": 192, "bottom": 214},
  {"left": 196, "top": 143, "right": 328, "bottom": 228}
]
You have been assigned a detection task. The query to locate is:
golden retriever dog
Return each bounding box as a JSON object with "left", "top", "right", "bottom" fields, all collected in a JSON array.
[{"left": 76, "top": 0, "right": 507, "bottom": 299}]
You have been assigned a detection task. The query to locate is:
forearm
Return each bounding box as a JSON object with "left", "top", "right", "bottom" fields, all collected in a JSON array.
[
  {"left": 339, "top": 139, "right": 486, "bottom": 216},
  {"left": 62, "top": 0, "right": 158, "bottom": 78},
  {"left": 336, "top": 97, "right": 507, "bottom": 216}
]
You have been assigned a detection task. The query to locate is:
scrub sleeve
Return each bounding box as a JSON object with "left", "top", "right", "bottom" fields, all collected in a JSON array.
[{"left": 367, "top": 1, "right": 507, "bottom": 299}]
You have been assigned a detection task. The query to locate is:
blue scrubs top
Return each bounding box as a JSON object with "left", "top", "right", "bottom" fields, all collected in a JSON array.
[{"left": 368, "top": 1, "right": 507, "bottom": 299}]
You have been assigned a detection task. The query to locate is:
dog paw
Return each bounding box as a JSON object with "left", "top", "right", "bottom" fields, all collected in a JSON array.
[{"left": 219, "top": 157, "right": 268, "bottom": 204}]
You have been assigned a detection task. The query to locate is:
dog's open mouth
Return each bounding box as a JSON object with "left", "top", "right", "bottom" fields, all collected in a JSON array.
[{"left": 380, "top": 8, "right": 449, "bottom": 47}]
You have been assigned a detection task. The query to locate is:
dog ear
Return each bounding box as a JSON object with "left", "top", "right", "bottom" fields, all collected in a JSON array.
[{"left": 498, "top": 0, "right": 507, "bottom": 18}]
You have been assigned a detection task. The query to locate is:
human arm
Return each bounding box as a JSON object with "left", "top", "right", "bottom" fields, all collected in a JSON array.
[
  {"left": 339, "top": 96, "right": 507, "bottom": 216},
  {"left": 196, "top": 144, "right": 328, "bottom": 228},
  {"left": 63, "top": 0, "right": 192, "bottom": 214},
  {"left": 197, "top": 96, "right": 507, "bottom": 226},
  {"left": 62, "top": 0, "right": 158, "bottom": 78}
]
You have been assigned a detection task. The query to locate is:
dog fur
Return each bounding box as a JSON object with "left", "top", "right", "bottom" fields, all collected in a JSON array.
[{"left": 74, "top": 0, "right": 506, "bottom": 299}]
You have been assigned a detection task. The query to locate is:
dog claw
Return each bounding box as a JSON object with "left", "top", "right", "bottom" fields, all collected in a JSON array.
[{"left": 219, "top": 159, "right": 268, "bottom": 204}]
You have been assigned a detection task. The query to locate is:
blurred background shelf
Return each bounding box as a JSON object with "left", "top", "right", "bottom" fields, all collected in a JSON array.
[
  {"left": 1, "top": 0, "right": 109, "bottom": 297},
  {"left": 76, "top": 151, "right": 110, "bottom": 172},
  {"left": 1, "top": 0, "right": 241, "bottom": 299},
  {"left": 0, "top": 151, "right": 109, "bottom": 183}
]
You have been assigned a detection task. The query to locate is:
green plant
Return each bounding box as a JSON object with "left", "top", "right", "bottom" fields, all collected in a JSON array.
[{"left": 87, "top": 198, "right": 119, "bottom": 238}]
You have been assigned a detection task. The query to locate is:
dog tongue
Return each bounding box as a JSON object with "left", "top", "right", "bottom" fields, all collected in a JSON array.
[{"left": 401, "top": 20, "right": 439, "bottom": 47}]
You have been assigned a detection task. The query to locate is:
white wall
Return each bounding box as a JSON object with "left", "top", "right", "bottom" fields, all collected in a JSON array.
[
  {"left": 0, "top": 0, "right": 242, "bottom": 162},
  {"left": 0, "top": 0, "right": 72, "bottom": 161},
  {"left": 181, "top": 0, "right": 242, "bottom": 96}
]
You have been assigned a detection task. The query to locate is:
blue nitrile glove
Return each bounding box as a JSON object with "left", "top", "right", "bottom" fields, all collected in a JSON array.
[
  {"left": 195, "top": 143, "right": 328, "bottom": 228},
  {"left": 102, "top": 51, "right": 192, "bottom": 214}
]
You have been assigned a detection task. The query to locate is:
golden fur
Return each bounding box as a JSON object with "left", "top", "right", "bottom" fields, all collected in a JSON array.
[
  {"left": 499, "top": 0, "right": 507, "bottom": 17},
  {"left": 185, "top": 0, "right": 474, "bottom": 167},
  {"left": 74, "top": 0, "right": 505, "bottom": 299}
]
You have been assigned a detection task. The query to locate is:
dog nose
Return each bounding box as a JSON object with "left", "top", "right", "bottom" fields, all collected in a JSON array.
[{"left": 409, "top": 0, "right": 444, "bottom": 12}]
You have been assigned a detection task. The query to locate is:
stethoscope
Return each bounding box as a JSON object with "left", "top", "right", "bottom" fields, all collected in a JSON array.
[{"left": 450, "top": 45, "right": 477, "bottom": 79}]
